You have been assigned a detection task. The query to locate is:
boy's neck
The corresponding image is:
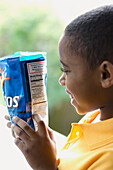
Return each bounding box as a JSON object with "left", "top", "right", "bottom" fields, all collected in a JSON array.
[{"left": 100, "top": 106, "right": 113, "bottom": 121}]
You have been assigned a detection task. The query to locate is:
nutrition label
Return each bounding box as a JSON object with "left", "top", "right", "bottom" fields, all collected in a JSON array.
[{"left": 27, "top": 61, "right": 47, "bottom": 105}]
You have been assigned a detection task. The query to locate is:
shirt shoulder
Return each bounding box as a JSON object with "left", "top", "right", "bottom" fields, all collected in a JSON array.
[
  {"left": 89, "top": 149, "right": 113, "bottom": 170},
  {"left": 58, "top": 148, "right": 113, "bottom": 170}
]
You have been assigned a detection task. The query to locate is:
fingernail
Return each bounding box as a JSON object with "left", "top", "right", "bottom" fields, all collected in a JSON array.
[
  {"left": 12, "top": 116, "right": 18, "bottom": 122},
  {"left": 11, "top": 123, "right": 15, "bottom": 129}
]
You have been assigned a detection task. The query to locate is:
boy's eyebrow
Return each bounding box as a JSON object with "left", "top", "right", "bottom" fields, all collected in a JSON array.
[{"left": 60, "top": 60, "right": 69, "bottom": 68}]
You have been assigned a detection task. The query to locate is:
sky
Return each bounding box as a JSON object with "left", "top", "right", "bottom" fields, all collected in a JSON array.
[
  {"left": 49, "top": 0, "right": 113, "bottom": 24},
  {"left": 0, "top": 0, "right": 113, "bottom": 169},
  {"left": 33, "top": 0, "right": 113, "bottom": 24},
  {"left": 1, "top": 0, "right": 113, "bottom": 24}
]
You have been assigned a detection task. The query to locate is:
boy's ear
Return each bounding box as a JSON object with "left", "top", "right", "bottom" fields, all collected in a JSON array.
[{"left": 100, "top": 61, "right": 113, "bottom": 88}]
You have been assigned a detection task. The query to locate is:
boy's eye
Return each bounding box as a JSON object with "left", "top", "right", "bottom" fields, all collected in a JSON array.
[{"left": 60, "top": 67, "right": 70, "bottom": 73}]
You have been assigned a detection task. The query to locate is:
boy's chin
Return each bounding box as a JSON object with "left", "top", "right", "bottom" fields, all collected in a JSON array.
[
  {"left": 72, "top": 104, "right": 86, "bottom": 115},
  {"left": 76, "top": 110, "right": 86, "bottom": 115},
  {"left": 71, "top": 99, "right": 87, "bottom": 115}
]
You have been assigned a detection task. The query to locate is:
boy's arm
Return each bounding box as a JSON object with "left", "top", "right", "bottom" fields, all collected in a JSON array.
[{"left": 12, "top": 114, "right": 58, "bottom": 170}]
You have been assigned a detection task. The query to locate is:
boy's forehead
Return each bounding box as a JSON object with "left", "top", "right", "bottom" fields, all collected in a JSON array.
[
  {"left": 59, "top": 34, "right": 88, "bottom": 67},
  {"left": 59, "top": 34, "right": 71, "bottom": 53},
  {"left": 59, "top": 34, "right": 64, "bottom": 42},
  {"left": 59, "top": 34, "right": 65, "bottom": 47},
  {"left": 59, "top": 36, "right": 69, "bottom": 60},
  {"left": 59, "top": 34, "right": 77, "bottom": 65}
]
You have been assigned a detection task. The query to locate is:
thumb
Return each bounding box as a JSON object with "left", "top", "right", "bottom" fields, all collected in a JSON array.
[
  {"left": 48, "top": 127, "right": 56, "bottom": 144},
  {"left": 32, "top": 114, "right": 48, "bottom": 136}
]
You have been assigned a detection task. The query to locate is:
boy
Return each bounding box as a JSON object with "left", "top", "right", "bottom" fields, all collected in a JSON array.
[{"left": 5, "top": 5, "right": 113, "bottom": 170}]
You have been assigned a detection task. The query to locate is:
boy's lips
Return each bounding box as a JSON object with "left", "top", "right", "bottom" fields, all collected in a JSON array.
[
  {"left": 65, "top": 89, "right": 76, "bottom": 106},
  {"left": 65, "top": 89, "right": 74, "bottom": 99}
]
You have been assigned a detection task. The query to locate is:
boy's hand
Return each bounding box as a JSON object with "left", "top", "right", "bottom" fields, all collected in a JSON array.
[
  {"left": 5, "top": 115, "right": 16, "bottom": 138},
  {"left": 5, "top": 115, "right": 11, "bottom": 127},
  {"left": 12, "top": 114, "right": 57, "bottom": 170}
]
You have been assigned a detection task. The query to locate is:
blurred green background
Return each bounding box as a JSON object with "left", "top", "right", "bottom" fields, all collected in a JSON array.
[
  {"left": 0, "top": 0, "right": 84, "bottom": 136},
  {"left": 0, "top": 0, "right": 112, "bottom": 136}
]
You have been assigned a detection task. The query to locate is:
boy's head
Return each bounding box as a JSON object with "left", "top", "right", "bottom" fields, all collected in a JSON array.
[
  {"left": 59, "top": 5, "right": 113, "bottom": 117},
  {"left": 64, "top": 5, "right": 113, "bottom": 69}
]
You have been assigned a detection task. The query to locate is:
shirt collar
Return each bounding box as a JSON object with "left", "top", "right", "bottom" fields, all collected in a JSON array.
[{"left": 79, "top": 117, "right": 113, "bottom": 150}]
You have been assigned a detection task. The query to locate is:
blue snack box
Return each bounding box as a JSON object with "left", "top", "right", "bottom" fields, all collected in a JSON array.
[{"left": 0, "top": 51, "right": 48, "bottom": 130}]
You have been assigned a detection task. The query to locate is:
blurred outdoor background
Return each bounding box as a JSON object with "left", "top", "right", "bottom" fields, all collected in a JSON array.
[
  {"left": 0, "top": 0, "right": 113, "bottom": 136},
  {"left": 0, "top": 0, "right": 113, "bottom": 169}
]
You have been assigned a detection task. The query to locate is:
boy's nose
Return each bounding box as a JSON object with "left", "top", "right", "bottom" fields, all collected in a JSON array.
[{"left": 59, "top": 73, "right": 65, "bottom": 86}]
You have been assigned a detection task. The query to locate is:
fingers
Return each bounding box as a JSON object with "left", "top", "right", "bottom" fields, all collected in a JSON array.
[
  {"left": 32, "top": 114, "right": 48, "bottom": 137},
  {"left": 12, "top": 124, "right": 29, "bottom": 143},
  {"left": 5, "top": 115, "right": 12, "bottom": 128},
  {"left": 5, "top": 114, "right": 16, "bottom": 138},
  {"left": 12, "top": 116, "right": 35, "bottom": 137},
  {"left": 48, "top": 127, "right": 56, "bottom": 142},
  {"left": 4, "top": 115, "right": 10, "bottom": 121},
  {"left": 11, "top": 115, "right": 49, "bottom": 144},
  {"left": 11, "top": 128, "right": 16, "bottom": 138},
  {"left": 7, "top": 122, "right": 11, "bottom": 128},
  {"left": 5, "top": 115, "right": 11, "bottom": 128},
  {"left": 11, "top": 124, "right": 17, "bottom": 138},
  {"left": 14, "top": 137, "right": 24, "bottom": 152},
  {"left": 32, "top": 113, "right": 42, "bottom": 123}
]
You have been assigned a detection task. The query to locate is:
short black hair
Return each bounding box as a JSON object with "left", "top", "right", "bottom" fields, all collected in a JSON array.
[{"left": 64, "top": 5, "right": 113, "bottom": 69}]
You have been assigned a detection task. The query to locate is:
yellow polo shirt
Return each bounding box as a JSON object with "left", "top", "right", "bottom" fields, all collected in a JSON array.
[{"left": 57, "top": 110, "right": 113, "bottom": 170}]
